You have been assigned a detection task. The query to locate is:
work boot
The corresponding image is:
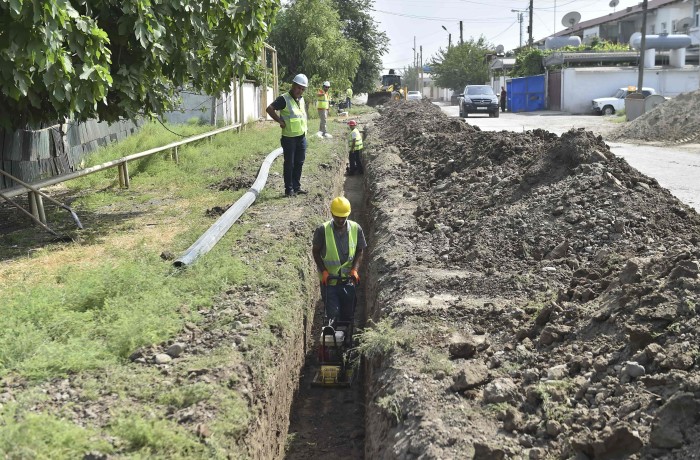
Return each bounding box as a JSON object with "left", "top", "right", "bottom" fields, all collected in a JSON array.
[
  {"left": 294, "top": 189, "right": 308, "bottom": 195},
  {"left": 284, "top": 190, "right": 295, "bottom": 198}
]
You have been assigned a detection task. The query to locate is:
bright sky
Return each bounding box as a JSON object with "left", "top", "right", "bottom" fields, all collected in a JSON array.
[{"left": 371, "top": 0, "right": 645, "bottom": 72}]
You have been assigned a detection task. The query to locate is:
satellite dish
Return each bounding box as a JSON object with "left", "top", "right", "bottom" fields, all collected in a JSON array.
[
  {"left": 561, "top": 11, "right": 581, "bottom": 29},
  {"left": 609, "top": 0, "right": 619, "bottom": 10},
  {"left": 496, "top": 44, "right": 505, "bottom": 54},
  {"left": 675, "top": 17, "right": 693, "bottom": 32}
]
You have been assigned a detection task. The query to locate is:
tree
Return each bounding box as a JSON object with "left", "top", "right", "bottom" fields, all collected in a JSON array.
[
  {"left": 331, "top": 0, "right": 388, "bottom": 94},
  {"left": 268, "top": 0, "right": 360, "bottom": 93},
  {"left": 511, "top": 48, "right": 545, "bottom": 77},
  {"left": 0, "top": 0, "right": 279, "bottom": 129},
  {"left": 429, "top": 37, "right": 491, "bottom": 91},
  {"left": 401, "top": 65, "right": 421, "bottom": 92}
]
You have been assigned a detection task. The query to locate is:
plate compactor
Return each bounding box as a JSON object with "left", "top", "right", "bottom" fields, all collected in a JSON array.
[{"left": 312, "top": 275, "right": 358, "bottom": 388}]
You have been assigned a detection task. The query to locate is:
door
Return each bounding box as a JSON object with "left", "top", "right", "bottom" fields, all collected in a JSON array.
[{"left": 548, "top": 70, "right": 562, "bottom": 111}]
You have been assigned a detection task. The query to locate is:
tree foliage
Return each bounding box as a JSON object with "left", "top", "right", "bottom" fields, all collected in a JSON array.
[
  {"left": 512, "top": 48, "right": 546, "bottom": 77},
  {"left": 0, "top": 0, "right": 279, "bottom": 129},
  {"left": 401, "top": 65, "right": 420, "bottom": 92},
  {"left": 331, "top": 0, "right": 388, "bottom": 94},
  {"left": 429, "top": 37, "right": 491, "bottom": 91},
  {"left": 268, "top": 0, "right": 360, "bottom": 95}
]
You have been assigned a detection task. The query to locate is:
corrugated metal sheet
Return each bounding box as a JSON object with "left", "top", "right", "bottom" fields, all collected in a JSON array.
[{"left": 0, "top": 119, "right": 143, "bottom": 189}]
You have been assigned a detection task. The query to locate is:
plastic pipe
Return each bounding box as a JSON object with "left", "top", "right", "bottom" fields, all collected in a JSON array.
[{"left": 174, "top": 147, "right": 284, "bottom": 267}]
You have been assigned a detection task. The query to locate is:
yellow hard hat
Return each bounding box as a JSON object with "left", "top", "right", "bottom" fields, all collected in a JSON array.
[{"left": 330, "top": 197, "right": 351, "bottom": 217}]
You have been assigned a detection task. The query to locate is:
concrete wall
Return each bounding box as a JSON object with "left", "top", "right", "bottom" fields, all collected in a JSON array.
[
  {"left": 165, "top": 81, "right": 275, "bottom": 125},
  {"left": 560, "top": 66, "right": 700, "bottom": 113}
]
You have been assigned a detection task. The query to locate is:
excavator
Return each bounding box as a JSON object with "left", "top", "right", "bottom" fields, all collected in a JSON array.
[{"left": 367, "top": 69, "right": 406, "bottom": 107}]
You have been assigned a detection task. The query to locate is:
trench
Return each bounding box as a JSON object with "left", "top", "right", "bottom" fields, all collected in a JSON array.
[{"left": 284, "top": 172, "right": 368, "bottom": 459}]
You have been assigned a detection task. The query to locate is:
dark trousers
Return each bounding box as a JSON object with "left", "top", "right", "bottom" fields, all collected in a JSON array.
[
  {"left": 321, "top": 282, "right": 356, "bottom": 323},
  {"left": 348, "top": 149, "right": 363, "bottom": 173},
  {"left": 345, "top": 97, "right": 352, "bottom": 109},
  {"left": 500, "top": 99, "right": 506, "bottom": 112},
  {"left": 281, "top": 135, "right": 306, "bottom": 193}
]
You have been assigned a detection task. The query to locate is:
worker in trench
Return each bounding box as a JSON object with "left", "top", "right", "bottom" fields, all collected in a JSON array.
[
  {"left": 312, "top": 197, "right": 367, "bottom": 325},
  {"left": 345, "top": 119, "right": 364, "bottom": 176}
]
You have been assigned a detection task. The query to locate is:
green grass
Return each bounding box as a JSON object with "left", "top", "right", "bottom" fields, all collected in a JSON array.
[
  {"left": 0, "top": 402, "right": 113, "bottom": 460},
  {"left": 0, "top": 112, "right": 353, "bottom": 457},
  {"left": 355, "top": 318, "right": 414, "bottom": 361}
]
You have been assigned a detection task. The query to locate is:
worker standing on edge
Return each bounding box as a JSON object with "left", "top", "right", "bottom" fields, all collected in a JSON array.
[
  {"left": 317, "top": 81, "right": 331, "bottom": 137},
  {"left": 345, "top": 87, "right": 353, "bottom": 111},
  {"left": 346, "top": 120, "right": 363, "bottom": 176},
  {"left": 312, "top": 197, "right": 367, "bottom": 325},
  {"left": 266, "top": 74, "right": 309, "bottom": 197}
]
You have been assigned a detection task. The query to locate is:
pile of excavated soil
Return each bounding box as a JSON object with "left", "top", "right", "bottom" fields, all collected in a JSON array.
[
  {"left": 610, "top": 89, "right": 700, "bottom": 143},
  {"left": 363, "top": 99, "right": 700, "bottom": 459}
]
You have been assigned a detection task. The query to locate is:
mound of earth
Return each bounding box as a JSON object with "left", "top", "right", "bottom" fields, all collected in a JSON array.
[
  {"left": 610, "top": 89, "right": 700, "bottom": 143},
  {"left": 364, "top": 99, "right": 700, "bottom": 459}
]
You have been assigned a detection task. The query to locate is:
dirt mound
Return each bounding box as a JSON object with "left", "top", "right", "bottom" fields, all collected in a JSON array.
[
  {"left": 610, "top": 89, "right": 700, "bottom": 143},
  {"left": 364, "top": 100, "right": 700, "bottom": 459}
]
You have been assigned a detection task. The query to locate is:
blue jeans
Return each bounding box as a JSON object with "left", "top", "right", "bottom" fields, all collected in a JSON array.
[
  {"left": 281, "top": 135, "right": 306, "bottom": 194},
  {"left": 321, "top": 283, "right": 356, "bottom": 323}
]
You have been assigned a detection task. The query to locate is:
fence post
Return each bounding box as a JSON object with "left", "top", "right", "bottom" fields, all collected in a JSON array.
[
  {"left": 118, "top": 163, "right": 125, "bottom": 188},
  {"left": 36, "top": 194, "right": 46, "bottom": 224},
  {"left": 123, "top": 161, "right": 130, "bottom": 188}
]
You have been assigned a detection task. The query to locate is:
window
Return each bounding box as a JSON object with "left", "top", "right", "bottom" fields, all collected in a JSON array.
[
  {"left": 650, "top": 24, "right": 655, "bottom": 34},
  {"left": 661, "top": 22, "right": 667, "bottom": 33}
]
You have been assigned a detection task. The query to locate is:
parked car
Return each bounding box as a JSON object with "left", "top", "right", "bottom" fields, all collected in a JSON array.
[
  {"left": 459, "top": 85, "right": 499, "bottom": 118},
  {"left": 407, "top": 91, "right": 422, "bottom": 101},
  {"left": 592, "top": 87, "right": 658, "bottom": 115}
]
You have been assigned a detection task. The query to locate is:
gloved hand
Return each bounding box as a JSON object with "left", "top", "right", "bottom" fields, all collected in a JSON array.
[
  {"left": 321, "top": 270, "right": 330, "bottom": 285},
  {"left": 349, "top": 268, "right": 360, "bottom": 285}
]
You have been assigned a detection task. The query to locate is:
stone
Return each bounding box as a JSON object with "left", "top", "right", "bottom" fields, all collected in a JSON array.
[
  {"left": 503, "top": 408, "right": 524, "bottom": 432},
  {"left": 621, "top": 362, "right": 645, "bottom": 379},
  {"left": 154, "top": 353, "right": 172, "bottom": 364},
  {"left": 165, "top": 342, "right": 185, "bottom": 358},
  {"left": 473, "top": 442, "right": 505, "bottom": 460},
  {"left": 547, "top": 364, "right": 569, "bottom": 380},
  {"left": 450, "top": 363, "right": 490, "bottom": 392},
  {"left": 448, "top": 332, "right": 489, "bottom": 359},
  {"left": 483, "top": 378, "right": 520, "bottom": 404},
  {"left": 650, "top": 392, "right": 700, "bottom": 449}
]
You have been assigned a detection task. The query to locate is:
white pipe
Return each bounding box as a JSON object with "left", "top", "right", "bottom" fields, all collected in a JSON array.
[{"left": 174, "top": 147, "right": 284, "bottom": 267}]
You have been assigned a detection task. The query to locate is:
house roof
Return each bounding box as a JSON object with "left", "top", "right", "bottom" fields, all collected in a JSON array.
[
  {"left": 544, "top": 0, "right": 681, "bottom": 40},
  {"left": 543, "top": 51, "right": 640, "bottom": 67}
]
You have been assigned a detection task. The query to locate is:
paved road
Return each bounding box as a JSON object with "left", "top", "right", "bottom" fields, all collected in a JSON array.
[{"left": 439, "top": 104, "right": 700, "bottom": 212}]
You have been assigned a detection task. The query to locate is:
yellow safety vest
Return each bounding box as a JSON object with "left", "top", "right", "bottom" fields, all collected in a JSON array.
[
  {"left": 281, "top": 93, "right": 307, "bottom": 137},
  {"left": 320, "top": 220, "right": 358, "bottom": 283},
  {"left": 348, "top": 128, "right": 363, "bottom": 151},
  {"left": 346, "top": 88, "right": 353, "bottom": 98},
  {"left": 316, "top": 90, "right": 329, "bottom": 110}
]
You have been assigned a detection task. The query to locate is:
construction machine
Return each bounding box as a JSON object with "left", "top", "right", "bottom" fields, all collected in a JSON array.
[
  {"left": 311, "top": 274, "right": 359, "bottom": 387},
  {"left": 367, "top": 69, "right": 406, "bottom": 107}
]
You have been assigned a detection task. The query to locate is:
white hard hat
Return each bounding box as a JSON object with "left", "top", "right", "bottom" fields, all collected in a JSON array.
[
  {"left": 323, "top": 81, "right": 331, "bottom": 87},
  {"left": 292, "top": 74, "right": 308, "bottom": 87}
]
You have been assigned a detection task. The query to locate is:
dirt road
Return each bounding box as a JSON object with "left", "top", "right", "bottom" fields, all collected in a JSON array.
[{"left": 439, "top": 104, "right": 700, "bottom": 212}]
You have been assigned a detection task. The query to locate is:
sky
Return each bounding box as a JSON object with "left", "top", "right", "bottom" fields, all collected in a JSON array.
[{"left": 371, "top": 0, "right": 646, "bottom": 72}]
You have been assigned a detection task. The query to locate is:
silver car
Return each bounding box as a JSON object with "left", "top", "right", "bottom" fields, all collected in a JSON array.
[{"left": 406, "top": 91, "right": 423, "bottom": 101}]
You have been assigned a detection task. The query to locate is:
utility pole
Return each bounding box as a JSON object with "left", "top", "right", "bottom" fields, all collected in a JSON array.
[
  {"left": 637, "top": 0, "right": 649, "bottom": 92},
  {"left": 420, "top": 45, "right": 424, "bottom": 95},
  {"left": 528, "top": 0, "right": 534, "bottom": 46},
  {"left": 512, "top": 10, "right": 524, "bottom": 48},
  {"left": 460, "top": 21, "right": 463, "bottom": 45},
  {"left": 413, "top": 36, "right": 416, "bottom": 68}
]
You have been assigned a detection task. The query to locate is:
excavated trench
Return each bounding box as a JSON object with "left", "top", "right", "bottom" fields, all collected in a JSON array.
[{"left": 285, "top": 173, "right": 368, "bottom": 459}]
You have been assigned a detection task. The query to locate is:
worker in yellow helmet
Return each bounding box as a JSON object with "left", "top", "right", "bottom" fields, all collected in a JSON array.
[{"left": 312, "top": 196, "right": 367, "bottom": 324}]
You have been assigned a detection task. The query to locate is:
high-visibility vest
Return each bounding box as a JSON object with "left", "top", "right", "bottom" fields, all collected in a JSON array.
[
  {"left": 316, "top": 90, "right": 329, "bottom": 110},
  {"left": 346, "top": 88, "right": 353, "bottom": 98},
  {"left": 348, "top": 128, "right": 363, "bottom": 151},
  {"left": 320, "top": 220, "right": 358, "bottom": 283},
  {"left": 280, "top": 93, "right": 307, "bottom": 137}
]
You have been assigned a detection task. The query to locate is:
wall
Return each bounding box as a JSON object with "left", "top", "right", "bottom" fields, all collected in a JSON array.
[
  {"left": 165, "top": 81, "right": 276, "bottom": 125},
  {"left": 560, "top": 66, "right": 700, "bottom": 113}
]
